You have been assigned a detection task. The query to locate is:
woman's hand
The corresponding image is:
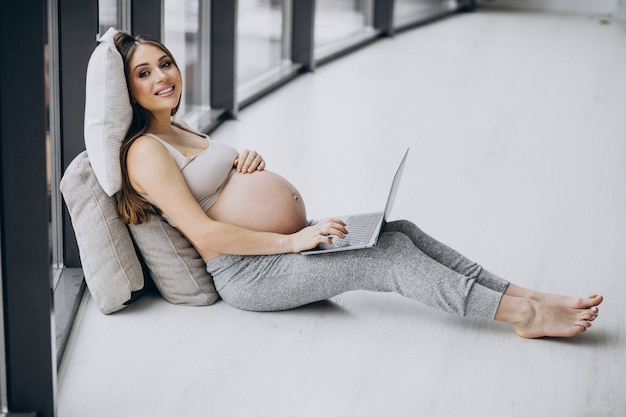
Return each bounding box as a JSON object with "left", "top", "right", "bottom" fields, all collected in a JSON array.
[
  {"left": 234, "top": 150, "right": 266, "bottom": 173},
  {"left": 289, "top": 218, "right": 348, "bottom": 253}
]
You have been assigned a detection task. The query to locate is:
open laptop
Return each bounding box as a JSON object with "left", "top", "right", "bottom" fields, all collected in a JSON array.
[{"left": 301, "top": 148, "right": 409, "bottom": 255}]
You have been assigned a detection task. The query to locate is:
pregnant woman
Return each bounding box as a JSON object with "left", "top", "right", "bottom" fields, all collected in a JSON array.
[{"left": 115, "top": 31, "right": 602, "bottom": 339}]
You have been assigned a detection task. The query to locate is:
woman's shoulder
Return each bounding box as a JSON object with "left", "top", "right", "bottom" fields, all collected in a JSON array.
[
  {"left": 127, "top": 134, "right": 176, "bottom": 165},
  {"left": 130, "top": 133, "right": 167, "bottom": 151}
]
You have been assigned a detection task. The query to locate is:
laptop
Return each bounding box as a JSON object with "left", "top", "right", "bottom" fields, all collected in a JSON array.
[{"left": 301, "top": 148, "right": 409, "bottom": 255}]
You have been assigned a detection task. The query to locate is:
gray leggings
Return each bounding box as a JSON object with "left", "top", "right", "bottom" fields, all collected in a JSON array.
[{"left": 206, "top": 220, "right": 509, "bottom": 319}]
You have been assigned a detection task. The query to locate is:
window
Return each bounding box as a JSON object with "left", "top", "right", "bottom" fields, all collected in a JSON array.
[
  {"left": 163, "top": 0, "right": 211, "bottom": 130},
  {"left": 47, "top": 13, "right": 62, "bottom": 285},
  {"left": 237, "top": 0, "right": 296, "bottom": 105},
  {"left": 393, "top": 0, "right": 458, "bottom": 29},
  {"left": 99, "top": 0, "right": 119, "bottom": 35},
  {"left": 314, "top": 0, "right": 375, "bottom": 61}
]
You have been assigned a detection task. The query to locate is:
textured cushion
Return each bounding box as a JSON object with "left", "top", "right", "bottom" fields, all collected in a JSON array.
[
  {"left": 60, "top": 151, "right": 145, "bottom": 314},
  {"left": 84, "top": 27, "right": 132, "bottom": 196},
  {"left": 129, "top": 215, "right": 220, "bottom": 306}
]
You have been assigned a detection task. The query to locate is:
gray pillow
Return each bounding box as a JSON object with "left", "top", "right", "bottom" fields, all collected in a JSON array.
[
  {"left": 60, "top": 151, "right": 145, "bottom": 314},
  {"left": 62, "top": 152, "right": 220, "bottom": 312},
  {"left": 128, "top": 214, "right": 219, "bottom": 306}
]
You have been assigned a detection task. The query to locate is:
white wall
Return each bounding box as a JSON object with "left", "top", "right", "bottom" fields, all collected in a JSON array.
[{"left": 477, "top": 0, "right": 624, "bottom": 17}]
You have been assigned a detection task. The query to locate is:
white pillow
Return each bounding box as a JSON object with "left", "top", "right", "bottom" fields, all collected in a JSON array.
[{"left": 84, "top": 27, "right": 132, "bottom": 196}]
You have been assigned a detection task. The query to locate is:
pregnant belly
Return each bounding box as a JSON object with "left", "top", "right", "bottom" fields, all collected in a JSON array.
[{"left": 207, "top": 170, "right": 308, "bottom": 234}]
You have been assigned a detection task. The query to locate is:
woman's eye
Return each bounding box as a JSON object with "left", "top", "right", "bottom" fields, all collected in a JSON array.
[
  {"left": 139, "top": 70, "right": 150, "bottom": 78},
  {"left": 161, "top": 61, "right": 172, "bottom": 69}
]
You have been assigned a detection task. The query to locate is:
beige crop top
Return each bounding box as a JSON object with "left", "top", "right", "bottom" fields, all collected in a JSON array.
[{"left": 139, "top": 132, "right": 239, "bottom": 226}]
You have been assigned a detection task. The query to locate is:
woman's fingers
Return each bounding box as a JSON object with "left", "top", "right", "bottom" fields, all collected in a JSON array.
[
  {"left": 235, "top": 150, "right": 265, "bottom": 172},
  {"left": 292, "top": 219, "right": 348, "bottom": 252},
  {"left": 317, "top": 218, "right": 348, "bottom": 238}
]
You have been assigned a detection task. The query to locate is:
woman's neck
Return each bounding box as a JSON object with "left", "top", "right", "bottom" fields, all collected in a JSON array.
[{"left": 147, "top": 113, "right": 176, "bottom": 136}]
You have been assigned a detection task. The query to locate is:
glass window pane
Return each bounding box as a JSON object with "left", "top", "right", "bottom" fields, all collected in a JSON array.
[
  {"left": 314, "top": 0, "right": 372, "bottom": 48},
  {"left": 47, "top": 3, "right": 62, "bottom": 281},
  {"left": 237, "top": 0, "right": 288, "bottom": 86},
  {"left": 393, "top": 0, "right": 458, "bottom": 28},
  {"left": 98, "top": 0, "right": 117, "bottom": 35},
  {"left": 163, "top": 0, "right": 210, "bottom": 127},
  {"left": 99, "top": 0, "right": 131, "bottom": 34}
]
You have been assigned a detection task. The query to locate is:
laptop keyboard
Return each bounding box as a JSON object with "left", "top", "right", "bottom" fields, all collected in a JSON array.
[{"left": 332, "top": 212, "right": 382, "bottom": 248}]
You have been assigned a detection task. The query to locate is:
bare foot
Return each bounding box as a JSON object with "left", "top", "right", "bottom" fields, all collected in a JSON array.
[
  {"left": 505, "top": 284, "right": 604, "bottom": 309},
  {"left": 495, "top": 295, "right": 599, "bottom": 338}
]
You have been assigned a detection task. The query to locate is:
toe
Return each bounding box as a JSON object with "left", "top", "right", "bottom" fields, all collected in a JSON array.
[
  {"left": 580, "top": 295, "right": 603, "bottom": 308},
  {"left": 581, "top": 310, "right": 596, "bottom": 321}
]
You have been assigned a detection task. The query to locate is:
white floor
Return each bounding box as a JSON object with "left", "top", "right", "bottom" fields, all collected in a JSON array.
[{"left": 58, "top": 8, "right": 626, "bottom": 417}]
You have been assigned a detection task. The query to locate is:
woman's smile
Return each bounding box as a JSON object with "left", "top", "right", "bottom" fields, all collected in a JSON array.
[{"left": 156, "top": 86, "right": 175, "bottom": 96}]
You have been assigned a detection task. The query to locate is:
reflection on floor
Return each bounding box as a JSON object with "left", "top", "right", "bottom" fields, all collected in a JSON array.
[{"left": 58, "top": 8, "right": 626, "bottom": 417}]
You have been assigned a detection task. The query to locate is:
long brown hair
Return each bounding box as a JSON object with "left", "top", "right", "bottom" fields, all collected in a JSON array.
[{"left": 114, "top": 31, "right": 181, "bottom": 224}]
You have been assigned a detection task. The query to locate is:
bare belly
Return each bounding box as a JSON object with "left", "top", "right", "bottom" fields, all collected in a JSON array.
[{"left": 207, "top": 170, "right": 308, "bottom": 235}]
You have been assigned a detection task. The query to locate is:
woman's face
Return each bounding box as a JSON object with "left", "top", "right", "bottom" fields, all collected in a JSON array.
[{"left": 127, "top": 44, "right": 182, "bottom": 115}]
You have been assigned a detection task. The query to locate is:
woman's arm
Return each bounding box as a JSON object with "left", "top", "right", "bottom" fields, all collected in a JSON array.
[{"left": 127, "top": 136, "right": 345, "bottom": 259}]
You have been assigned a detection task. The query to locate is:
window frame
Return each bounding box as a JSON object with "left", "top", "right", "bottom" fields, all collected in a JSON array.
[{"left": 0, "top": 0, "right": 56, "bottom": 415}]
